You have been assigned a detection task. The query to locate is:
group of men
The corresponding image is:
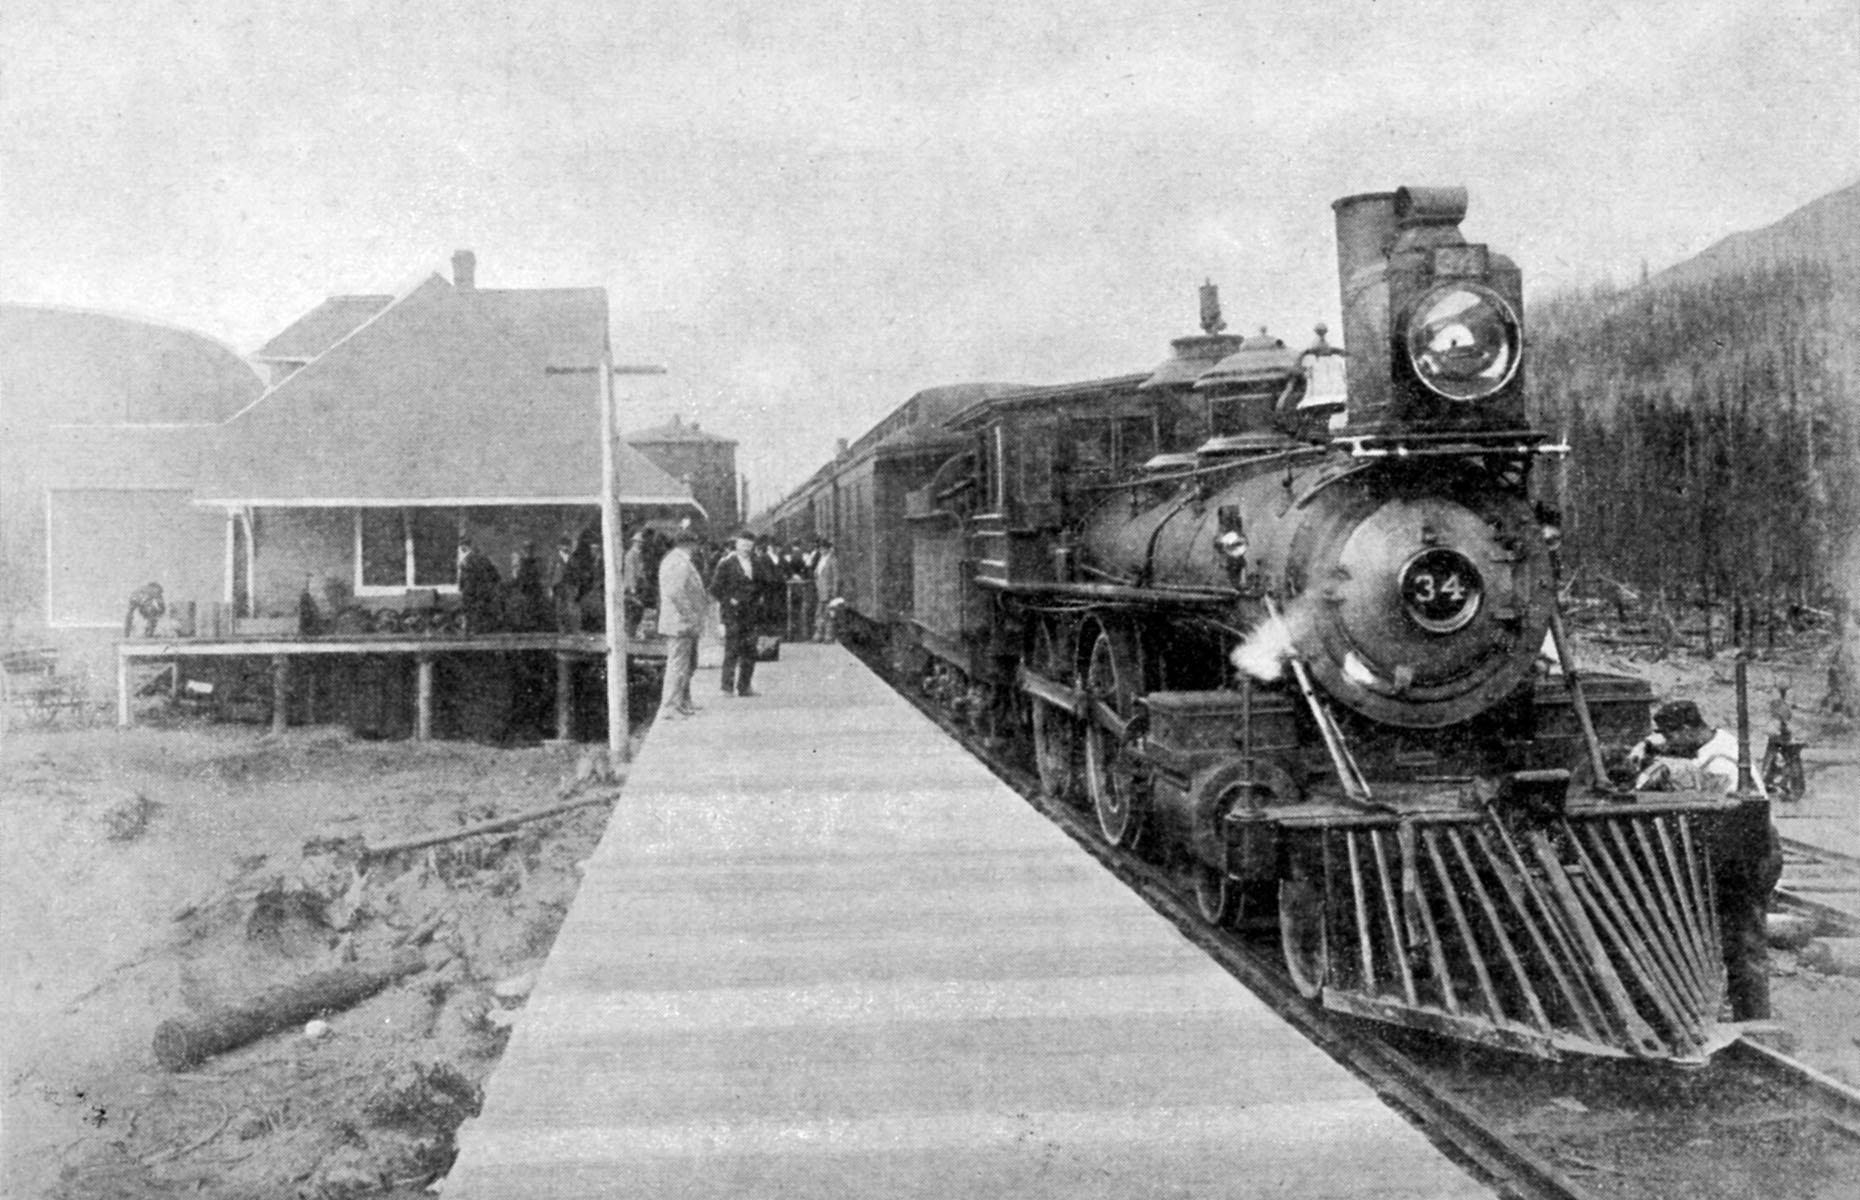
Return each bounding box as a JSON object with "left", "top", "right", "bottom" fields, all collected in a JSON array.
[
  {"left": 655, "top": 528, "right": 840, "bottom": 719},
  {"left": 453, "top": 534, "right": 606, "bottom": 636},
  {"left": 435, "top": 539, "right": 547, "bottom": 634}
]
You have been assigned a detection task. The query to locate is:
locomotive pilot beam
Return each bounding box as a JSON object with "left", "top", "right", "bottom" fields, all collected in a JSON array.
[{"left": 768, "top": 184, "right": 1774, "bottom": 1063}]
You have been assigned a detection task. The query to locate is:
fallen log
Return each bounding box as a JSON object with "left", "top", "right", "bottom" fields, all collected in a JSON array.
[
  {"left": 360, "top": 791, "right": 615, "bottom": 862},
  {"left": 392, "top": 905, "right": 455, "bottom": 949},
  {"left": 152, "top": 948, "right": 427, "bottom": 1071}
]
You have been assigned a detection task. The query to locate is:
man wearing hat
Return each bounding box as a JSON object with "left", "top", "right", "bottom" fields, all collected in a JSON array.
[
  {"left": 621, "top": 530, "right": 649, "bottom": 636},
  {"left": 457, "top": 537, "right": 503, "bottom": 635},
  {"left": 1629, "top": 697, "right": 1781, "bottom": 1020},
  {"left": 548, "top": 533, "right": 586, "bottom": 633},
  {"left": 811, "top": 539, "right": 840, "bottom": 643},
  {"left": 710, "top": 529, "right": 763, "bottom": 697},
  {"left": 655, "top": 527, "right": 709, "bottom": 719},
  {"left": 1628, "top": 700, "right": 1751, "bottom": 794}
]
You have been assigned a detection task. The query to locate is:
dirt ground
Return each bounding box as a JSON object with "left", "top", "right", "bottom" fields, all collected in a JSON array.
[
  {"left": 3, "top": 626, "right": 1858, "bottom": 1199},
  {"left": 1559, "top": 619, "right": 1860, "bottom": 1089},
  {"left": 1, "top": 713, "right": 632, "bottom": 1199}
]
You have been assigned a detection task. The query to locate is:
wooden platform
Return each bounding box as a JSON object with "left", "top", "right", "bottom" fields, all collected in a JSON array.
[
  {"left": 441, "top": 643, "right": 1491, "bottom": 1198},
  {"left": 114, "top": 632, "right": 664, "bottom": 738}
]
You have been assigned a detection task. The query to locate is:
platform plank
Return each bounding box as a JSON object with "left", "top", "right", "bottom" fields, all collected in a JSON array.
[{"left": 442, "top": 643, "right": 1490, "bottom": 1199}]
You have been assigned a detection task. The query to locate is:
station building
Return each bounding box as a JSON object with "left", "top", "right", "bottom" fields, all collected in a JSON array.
[{"left": 7, "top": 253, "right": 699, "bottom": 735}]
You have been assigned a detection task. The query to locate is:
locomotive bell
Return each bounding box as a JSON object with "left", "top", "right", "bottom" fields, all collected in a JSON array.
[{"left": 1332, "top": 186, "right": 1525, "bottom": 437}]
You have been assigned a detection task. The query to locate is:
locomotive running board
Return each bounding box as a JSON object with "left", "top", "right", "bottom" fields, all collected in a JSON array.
[{"left": 1297, "top": 811, "right": 1730, "bottom": 1062}]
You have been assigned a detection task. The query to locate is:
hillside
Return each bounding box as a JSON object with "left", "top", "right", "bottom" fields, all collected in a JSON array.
[
  {"left": 1649, "top": 179, "right": 1860, "bottom": 294},
  {"left": 0, "top": 307, "right": 265, "bottom": 635},
  {"left": 1527, "top": 181, "right": 1860, "bottom": 617}
]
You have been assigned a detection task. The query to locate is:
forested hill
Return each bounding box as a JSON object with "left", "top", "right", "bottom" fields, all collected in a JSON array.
[
  {"left": 1527, "top": 179, "right": 1860, "bottom": 616},
  {"left": 1650, "top": 180, "right": 1860, "bottom": 294}
]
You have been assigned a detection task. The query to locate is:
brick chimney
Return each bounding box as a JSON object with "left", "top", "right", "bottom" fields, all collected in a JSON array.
[{"left": 452, "top": 250, "right": 476, "bottom": 290}]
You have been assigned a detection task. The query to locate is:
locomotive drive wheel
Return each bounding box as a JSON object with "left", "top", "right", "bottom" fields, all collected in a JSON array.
[
  {"left": 1030, "top": 622, "right": 1083, "bottom": 804},
  {"left": 1083, "top": 625, "right": 1144, "bottom": 849}
]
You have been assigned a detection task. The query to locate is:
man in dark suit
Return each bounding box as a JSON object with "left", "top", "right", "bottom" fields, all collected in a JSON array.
[
  {"left": 547, "top": 533, "right": 586, "bottom": 633},
  {"left": 457, "top": 537, "right": 504, "bottom": 635},
  {"left": 754, "top": 536, "right": 786, "bottom": 642},
  {"left": 710, "top": 529, "right": 762, "bottom": 697}
]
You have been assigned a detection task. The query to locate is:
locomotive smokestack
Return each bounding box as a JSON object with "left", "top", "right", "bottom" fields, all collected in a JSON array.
[
  {"left": 1331, "top": 192, "right": 1397, "bottom": 423},
  {"left": 1331, "top": 192, "right": 1397, "bottom": 305}
]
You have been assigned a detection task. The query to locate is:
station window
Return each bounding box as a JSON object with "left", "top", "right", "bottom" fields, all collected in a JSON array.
[{"left": 356, "top": 508, "right": 461, "bottom": 592}]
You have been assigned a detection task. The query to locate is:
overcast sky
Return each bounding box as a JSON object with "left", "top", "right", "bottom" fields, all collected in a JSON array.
[{"left": 4, "top": 0, "right": 1856, "bottom": 504}]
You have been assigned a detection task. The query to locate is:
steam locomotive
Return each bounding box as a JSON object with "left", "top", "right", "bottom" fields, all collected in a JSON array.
[{"left": 766, "top": 186, "right": 1771, "bottom": 1062}]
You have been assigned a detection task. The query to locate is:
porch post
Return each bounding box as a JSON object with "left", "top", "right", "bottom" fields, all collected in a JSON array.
[
  {"left": 269, "top": 653, "right": 289, "bottom": 735},
  {"left": 415, "top": 654, "right": 435, "bottom": 740},
  {"left": 553, "top": 652, "right": 574, "bottom": 742},
  {"left": 116, "top": 646, "right": 132, "bottom": 728}
]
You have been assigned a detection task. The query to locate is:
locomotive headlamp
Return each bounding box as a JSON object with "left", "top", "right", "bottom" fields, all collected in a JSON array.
[
  {"left": 1399, "top": 547, "right": 1483, "bottom": 634},
  {"left": 1405, "top": 283, "right": 1521, "bottom": 401},
  {"left": 1217, "top": 530, "right": 1248, "bottom": 560}
]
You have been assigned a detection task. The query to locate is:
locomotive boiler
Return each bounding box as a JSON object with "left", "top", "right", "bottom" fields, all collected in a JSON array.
[{"left": 776, "top": 185, "right": 1772, "bottom": 1063}]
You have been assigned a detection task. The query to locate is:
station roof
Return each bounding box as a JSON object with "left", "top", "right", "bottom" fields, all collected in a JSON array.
[
  {"left": 195, "top": 273, "right": 694, "bottom": 509},
  {"left": 253, "top": 295, "right": 395, "bottom": 362}
]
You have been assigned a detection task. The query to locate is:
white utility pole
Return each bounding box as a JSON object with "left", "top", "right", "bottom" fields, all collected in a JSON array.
[
  {"left": 552, "top": 356, "right": 665, "bottom": 769},
  {"left": 599, "top": 357, "right": 667, "bottom": 768}
]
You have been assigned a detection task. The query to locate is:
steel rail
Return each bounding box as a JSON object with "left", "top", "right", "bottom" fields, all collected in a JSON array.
[
  {"left": 1773, "top": 889, "right": 1860, "bottom": 937},
  {"left": 1723, "top": 1039, "right": 1860, "bottom": 1128}
]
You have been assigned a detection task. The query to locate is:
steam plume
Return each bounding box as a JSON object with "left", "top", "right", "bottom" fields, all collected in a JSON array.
[{"left": 1231, "top": 597, "right": 1316, "bottom": 682}]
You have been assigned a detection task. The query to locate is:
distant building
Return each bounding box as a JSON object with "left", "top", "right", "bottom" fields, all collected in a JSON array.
[{"left": 625, "top": 414, "right": 739, "bottom": 532}]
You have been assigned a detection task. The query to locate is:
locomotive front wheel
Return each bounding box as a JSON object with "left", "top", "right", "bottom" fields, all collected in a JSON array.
[
  {"left": 1083, "top": 627, "right": 1144, "bottom": 848},
  {"left": 1195, "top": 863, "right": 1241, "bottom": 927},
  {"left": 1279, "top": 877, "right": 1329, "bottom": 999}
]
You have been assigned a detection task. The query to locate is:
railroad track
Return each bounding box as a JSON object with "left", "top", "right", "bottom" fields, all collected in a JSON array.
[
  {"left": 997, "top": 748, "right": 1601, "bottom": 1200},
  {"left": 1777, "top": 835, "right": 1860, "bottom": 937},
  {"left": 851, "top": 643, "right": 1860, "bottom": 1200}
]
